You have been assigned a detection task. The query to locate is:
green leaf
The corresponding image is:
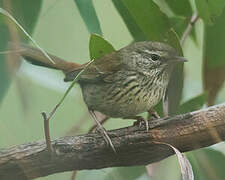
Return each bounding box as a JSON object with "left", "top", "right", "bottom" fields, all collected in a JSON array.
[
  {"left": 166, "top": 0, "right": 192, "bottom": 16},
  {"left": 203, "top": 8, "right": 225, "bottom": 105},
  {"left": 74, "top": 0, "right": 102, "bottom": 35},
  {"left": 177, "top": 93, "right": 207, "bottom": 114},
  {"left": 0, "top": 24, "right": 9, "bottom": 104},
  {"left": 195, "top": 0, "right": 225, "bottom": 24},
  {"left": 187, "top": 149, "right": 225, "bottom": 180},
  {"left": 204, "top": 9, "right": 225, "bottom": 68},
  {"left": 10, "top": 0, "right": 42, "bottom": 35},
  {"left": 163, "top": 29, "right": 184, "bottom": 115},
  {"left": 0, "top": 1, "right": 42, "bottom": 104},
  {"left": 104, "top": 166, "right": 145, "bottom": 180},
  {"left": 111, "top": 0, "right": 146, "bottom": 41},
  {"left": 165, "top": 64, "right": 184, "bottom": 115},
  {"left": 121, "top": 0, "right": 170, "bottom": 42},
  {"left": 89, "top": 34, "right": 115, "bottom": 60}
]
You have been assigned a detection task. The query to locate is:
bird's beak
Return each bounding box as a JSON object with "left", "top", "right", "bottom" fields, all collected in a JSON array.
[{"left": 170, "top": 56, "right": 188, "bottom": 63}]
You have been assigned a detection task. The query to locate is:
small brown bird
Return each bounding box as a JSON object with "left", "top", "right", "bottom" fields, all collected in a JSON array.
[{"left": 16, "top": 41, "right": 187, "bottom": 149}]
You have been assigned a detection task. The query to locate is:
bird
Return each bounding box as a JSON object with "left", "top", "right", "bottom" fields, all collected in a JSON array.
[{"left": 14, "top": 41, "right": 187, "bottom": 150}]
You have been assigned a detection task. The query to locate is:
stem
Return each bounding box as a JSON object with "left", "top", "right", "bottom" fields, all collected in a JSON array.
[
  {"left": 42, "top": 112, "right": 53, "bottom": 152},
  {"left": 180, "top": 12, "right": 199, "bottom": 46}
]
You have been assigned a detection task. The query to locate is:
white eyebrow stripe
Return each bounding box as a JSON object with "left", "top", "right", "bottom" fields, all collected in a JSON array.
[{"left": 143, "top": 50, "right": 161, "bottom": 54}]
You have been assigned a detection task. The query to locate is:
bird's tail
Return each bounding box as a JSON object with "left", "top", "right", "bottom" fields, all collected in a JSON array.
[{"left": 10, "top": 42, "right": 81, "bottom": 73}]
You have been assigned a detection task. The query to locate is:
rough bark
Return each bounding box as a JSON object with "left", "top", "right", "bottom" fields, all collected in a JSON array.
[{"left": 1, "top": 103, "right": 225, "bottom": 180}]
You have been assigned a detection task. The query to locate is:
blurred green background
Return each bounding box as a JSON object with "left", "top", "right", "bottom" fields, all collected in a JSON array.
[{"left": 1, "top": 0, "right": 225, "bottom": 179}]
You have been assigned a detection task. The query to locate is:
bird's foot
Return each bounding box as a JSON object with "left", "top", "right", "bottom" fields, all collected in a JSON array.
[
  {"left": 95, "top": 126, "right": 116, "bottom": 153},
  {"left": 147, "top": 109, "right": 160, "bottom": 121},
  {"left": 126, "top": 116, "right": 149, "bottom": 132},
  {"left": 89, "top": 110, "right": 116, "bottom": 153}
]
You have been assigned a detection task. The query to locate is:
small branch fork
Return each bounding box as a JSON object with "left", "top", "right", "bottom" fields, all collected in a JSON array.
[
  {"left": 41, "top": 104, "right": 59, "bottom": 153},
  {"left": 1, "top": 103, "right": 225, "bottom": 180}
]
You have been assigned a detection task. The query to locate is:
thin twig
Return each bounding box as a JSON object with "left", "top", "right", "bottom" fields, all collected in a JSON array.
[
  {"left": 180, "top": 12, "right": 199, "bottom": 46},
  {"left": 41, "top": 112, "right": 53, "bottom": 152},
  {"left": 0, "top": 49, "right": 26, "bottom": 54},
  {"left": 41, "top": 104, "right": 59, "bottom": 152},
  {"left": 0, "top": 8, "right": 55, "bottom": 64}
]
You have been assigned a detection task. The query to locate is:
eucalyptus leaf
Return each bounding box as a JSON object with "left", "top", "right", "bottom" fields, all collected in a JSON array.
[
  {"left": 74, "top": 0, "right": 102, "bottom": 35},
  {"left": 163, "top": 29, "right": 184, "bottom": 116},
  {"left": 0, "top": 1, "right": 42, "bottom": 104},
  {"left": 187, "top": 149, "right": 225, "bottom": 180},
  {"left": 0, "top": 24, "right": 9, "bottom": 104},
  {"left": 166, "top": 0, "right": 192, "bottom": 16},
  {"left": 111, "top": 0, "right": 146, "bottom": 41},
  {"left": 164, "top": 143, "right": 194, "bottom": 180},
  {"left": 89, "top": 34, "right": 115, "bottom": 60},
  {"left": 195, "top": 0, "right": 225, "bottom": 24},
  {"left": 203, "top": 8, "right": 225, "bottom": 105},
  {"left": 121, "top": 0, "right": 170, "bottom": 41}
]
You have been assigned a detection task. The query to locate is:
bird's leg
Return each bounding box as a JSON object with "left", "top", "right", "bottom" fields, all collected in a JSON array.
[
  {"left": 88, "top": 116, "right": 109, "bottom": 133},
  {"left": 125, "top": 116, "right": 149, "bottom": 131},
  {"left": 147, "top": 109, "right": 160, "bottom": 120},
  {"left": 89, "top": 110, "right": 116, "bottom": 153}
]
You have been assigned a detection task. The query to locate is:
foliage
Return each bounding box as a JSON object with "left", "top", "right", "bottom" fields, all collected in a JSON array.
[
  {"left": 1, "top": 0, "right": 225, "bottom": 180},
  {"left": 0, "top": 0, "right": 42, "bottom": 103}
]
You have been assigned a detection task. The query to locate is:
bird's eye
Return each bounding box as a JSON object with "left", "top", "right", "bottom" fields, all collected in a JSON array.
[{"left": 151, "top": 54, "right": 160, "bottom": 61}]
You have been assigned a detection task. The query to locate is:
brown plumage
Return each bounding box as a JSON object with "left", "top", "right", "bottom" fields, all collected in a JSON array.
[{"left": 18, "top": 41, "right": 186, "bottom": 118}]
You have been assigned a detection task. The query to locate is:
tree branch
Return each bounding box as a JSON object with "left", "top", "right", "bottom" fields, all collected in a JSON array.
[{"left": 1, "top": 103, "right": 225, "bottom": 180}]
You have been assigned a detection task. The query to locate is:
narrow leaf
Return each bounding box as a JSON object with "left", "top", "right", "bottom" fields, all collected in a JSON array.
[
  {"left": 121, "top": 0, "right": 170, "bottom": 42},
  {"left": 166, "top": 0, "right": 192, "bottom": 16},
  {"left": 0, "top": 8, "right": 54, "bottom": 64},
  {"left": 111, "top": 0, "right": 146, "bottom": 41},
  {"left": 155, "top": 142, "right": 194, "bottom": 180},
  {"left": 187, "top": 149, "right": 225, "bottom": 180},
  {"left": 203, "top": 8, "right": 225, "bottom": 105},
  {"left": 163, "top": 29, "right": 184, "bottom": 115},
  {"left": 195, "top": 0, "right": 225, "bottom": 24},
  {"left": 74, "top": 0, "right": 102, "bottom": 35},
  {"left": 0, "top": 24, "right": 9, "bottom": 103},
  {"left": 0, "top": 1, "right": 42, "bottom": 103},
  {"left": 164, "top": 63, "right": 184, "bottom": 115}
]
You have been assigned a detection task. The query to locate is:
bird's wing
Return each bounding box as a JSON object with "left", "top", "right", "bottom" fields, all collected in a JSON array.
[{"left": 64, "top": 51, "right": 122, "bottom": 83}]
